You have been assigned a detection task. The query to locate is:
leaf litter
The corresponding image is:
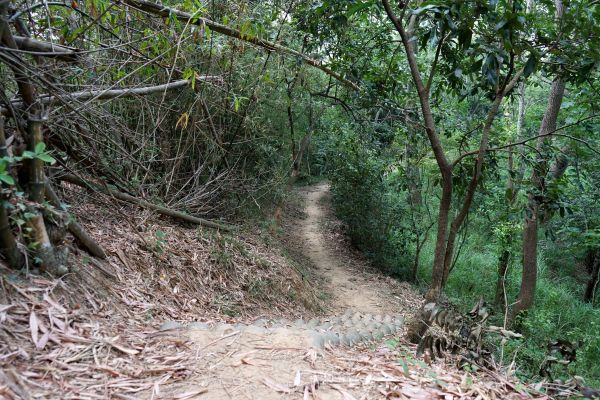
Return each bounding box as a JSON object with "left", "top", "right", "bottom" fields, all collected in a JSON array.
[
  {"left": 0, "top": 184, "right": 570, "bottom": 399},
  {"left": 0, "top": 185, "right": 322, "bottom": 399}
]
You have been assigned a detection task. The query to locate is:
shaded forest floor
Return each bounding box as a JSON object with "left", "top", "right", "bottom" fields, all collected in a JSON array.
[{"left": 0, "top": 183, "right": 551, "bottom": 399}]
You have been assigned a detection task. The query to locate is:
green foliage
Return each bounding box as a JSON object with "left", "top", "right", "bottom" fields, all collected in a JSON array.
[
  {"left": 322, "top": 122, "right": 414, "bottom": 278},
  {"left": 415, "top": 224, "right": 600, "bottom": 386},
  {"left": 153, "top": 230, "right": 167, "bottom": 253},
  {"left": 0, "top": 142, "right": 56, "bottom": 187}
]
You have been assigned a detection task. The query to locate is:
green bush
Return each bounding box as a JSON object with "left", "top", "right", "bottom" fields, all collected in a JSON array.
[{"left": 322, "top": 123, "right": 414, "bottom": 278}]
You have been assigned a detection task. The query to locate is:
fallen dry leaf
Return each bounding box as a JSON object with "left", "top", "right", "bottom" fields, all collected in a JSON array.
[
  {"left": 263, "top": 378, "right": 292, "bottom": 394},
  {"left": 29, "top": 311, "right": 39, "bottom": 346}
]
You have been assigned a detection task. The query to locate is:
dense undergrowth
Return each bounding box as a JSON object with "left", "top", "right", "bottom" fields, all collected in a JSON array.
[{"left": 313, "top": 113, "right": 600, "bottom": 387}]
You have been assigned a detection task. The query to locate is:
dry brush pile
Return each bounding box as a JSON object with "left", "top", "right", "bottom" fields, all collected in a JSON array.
[{"left": 1, "top": 0, "right": 343, "bottom": 276}]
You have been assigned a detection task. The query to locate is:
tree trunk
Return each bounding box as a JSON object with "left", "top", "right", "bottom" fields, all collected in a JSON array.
[
  {"left": 512, "top": 76, "right": 566, "bottom": 321},
  {"left": 25, "top": 112, "right": 68, "bottom": 275},
  {"left": 584, "top": 249, "right": 599, "bottom": 303},
  {"left": 0, "top": 117, "right": 24, "bottom": 268},
  {"left": 495, "top": 249, "right": 511, "bottom": 307}
]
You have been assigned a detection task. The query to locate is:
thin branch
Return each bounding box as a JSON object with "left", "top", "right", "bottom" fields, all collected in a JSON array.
[
  {"left": 7, "top": 36, "right": 81, "bottom": 62},
  {"left": 60, "top": 174, "right": 235, "bottom": 231},
  {"left": 116, "top": 0, "right": 359, "bottom": 90},
  {"left": 425, "top": 30, "right": 446, "bottom": 94},
  {"left": 452, "top": 113, "right": 600, "bottom": 166},
  {"left": 0, "top": 78, "right": 221, "bottom": 115},
  {"left": 381, "top": 0, "right": 451, "bottom": 171}
]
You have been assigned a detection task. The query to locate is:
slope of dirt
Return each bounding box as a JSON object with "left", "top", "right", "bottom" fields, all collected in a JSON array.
[
  {"left": 0, "top": 184, "right": 323, "bottom": 399},
  {"left": 0, "top": 183, "right": 559, "bottom": 399},
  {"left": 153, "top": 184, "right": 551, "bottom": 400},
  {"left": 295, "top": 183, "right": 421, "bottom": 316}
]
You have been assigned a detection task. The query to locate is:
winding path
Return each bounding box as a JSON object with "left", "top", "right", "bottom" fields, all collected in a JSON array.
[
  {"left": 298, "top": 183, "right": 418, "bottom": 315},
  {"left": 162, "top": 183, "right": 421, "bottom": 399}
]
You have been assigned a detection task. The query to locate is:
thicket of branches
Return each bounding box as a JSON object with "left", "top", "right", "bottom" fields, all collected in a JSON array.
[{"left": 0, "top": 0, "right": 339, "bottom": 274}]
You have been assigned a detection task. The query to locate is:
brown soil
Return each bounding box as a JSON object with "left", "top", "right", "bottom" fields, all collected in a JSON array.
[
  {"left": 296, "top": 183, "right": 420, "bottom": 316},
  {"left": 0, "top": 183, "right": 552, "bottom": 399},
  {"left": 157, "top": 184, "right": 546, "bottom": 400},
  {"left": 155, "top": 183, "right": 425, "bottom": 399}
]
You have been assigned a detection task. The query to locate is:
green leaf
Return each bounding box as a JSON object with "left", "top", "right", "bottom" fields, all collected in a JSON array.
[
  {"left": 36, "top": 154, "right": 56, "bottom": 164},
  {"left": 0, "top": 174, "right": 15, "bottom": 185},
  {"left": 494, "top": 20, "right": 507, "bottom": 31},
  {"left": 21, "top": 151, "right": 35, "bottom": 159},
  {"left": 412, "top": 4, "right": 442, "bottom": 15},
  {"left": 35, "top": 142, "right": 46, "bottom": 154},
  {"left": 346, "top": 1, "right": 374, "bottom": 17},
  {"left": 523, "top": 54, "right": 537, "bottom": 78}
]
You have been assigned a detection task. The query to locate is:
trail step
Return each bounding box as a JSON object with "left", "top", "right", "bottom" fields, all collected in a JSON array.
[{"left": 159, "top": 310, "right": 405, "bottom": 350}]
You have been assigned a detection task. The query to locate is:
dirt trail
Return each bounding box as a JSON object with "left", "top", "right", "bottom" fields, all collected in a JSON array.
[
  {"left": 159, "top": 184, "right": 424, "bottom": 399},
  {"left": 299, "top": 183, "right": 408, "bottom": 314}
]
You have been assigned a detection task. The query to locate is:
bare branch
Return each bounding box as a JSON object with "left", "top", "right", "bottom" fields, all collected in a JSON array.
[
  {"left": 116, "top": 0, "right": 359, "bottom": 91},
  {"left": 8, "top": 36, "right": 81, "bottom": 62},
  {"left": 453, "top": 113, "right": 600, "bottom": 166},
  {"left": 1, "top": 78, "right": 221, "bottom": 115}
]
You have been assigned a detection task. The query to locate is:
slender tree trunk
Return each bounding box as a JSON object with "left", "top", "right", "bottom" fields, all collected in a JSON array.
[
  {"left": 25, "top": 112, "right": 67, "bottom": 275},
  {"left": 1, "top": 7, "right": 66, "bottom": 274},
  {"left": 0, "top": 117, "right": 24, "bottom": 268},
  {"left": 584, "top": 249, "right": 599, "bottom": 303},
  {"left": 510, "top": 0, "right": 566, "bottom": 323},
  {"left": 495, "top": 249, "right": 511, "bottom": 307},
  {"left": 512, "top": 77, "right": 566, "bottom": 321}
]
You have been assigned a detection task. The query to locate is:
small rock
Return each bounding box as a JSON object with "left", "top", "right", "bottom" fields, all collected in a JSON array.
[
  {"left": 381, "top": 324, "right": 393, "bottom": 335},
  {"left": 345, "top": 330, "right": 361, "bottom": 345},
  {"left": 383, "top": 315, "right": 393, "bottom": 323},
  {"left": 252, "top": 319, "right": 267, "bottom": 327},
  {"left": 374, "top": 315, "right": 383, "bottom": 322},
  {"left": 358, "top": 330, "right": 373, "bottom": 341},
  {"left": 245, "top": 325, "right": 267, "bottom": 335},
  {"left": 366, "top": 322, "right": 382, "bottom": 332},
  {"left": 159, "top": 321, "right": 182, "bottom": 331},
  {"left": 317, "top": 322, "right": 332, "bottom": 331},
  {"left": 307, "top": 318, "right": 320, "bottom": 328},
  {"left": 338, "top": 334, "right": 351, "bottom": 346},
  {"left": 394, "top": 317, "right": 405, "bottom": 329},
  {"left": 372, "top": 330, "right": 385, "bottom": 340},
  {"left": 353, "top": 320, "right": 367, "bottom": 328},
  {"left": 343, "top": 319, "right": 354, "bottom": 328},
  {"left": 362, "top": 313, "right": 373, "bottom": 322},
  {"left": 324, "top": 332, "right": 341, "bottom": 345},
  {"left": 311, "top": 332, "right": 325, "bottom": 349},
  {"left": 233, "top": 323, "right": 247, "bottom": 331},
  {"left": 351, "top": 312, "right": 362, "bottom": 322}
]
